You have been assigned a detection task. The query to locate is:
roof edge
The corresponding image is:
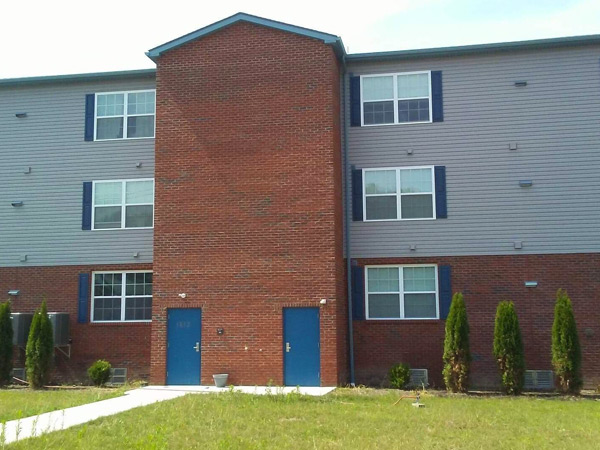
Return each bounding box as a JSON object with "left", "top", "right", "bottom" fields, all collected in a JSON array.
[
  {"left": 146, "top": 12, "right": 344, "bottom": 61},
  {"left": 346, "top": 34, "right": 600, "bottom": 62},
  {"left": 0, "top": 68, "right": 156, "bottom": 87}
]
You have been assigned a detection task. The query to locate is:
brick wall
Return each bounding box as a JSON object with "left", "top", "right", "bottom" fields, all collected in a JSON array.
[
  {"left": 0, "top": 264, "right": 152, "bottom": 383},
  {"left": 151, "top": 22, "right": 345, "bottom": 385},
  {"left": 353, "top": 254, "right": 600, "bottom": 389}
]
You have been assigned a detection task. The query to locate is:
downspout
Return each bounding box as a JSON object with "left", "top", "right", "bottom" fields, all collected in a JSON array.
[{"left": 341, "top": 56, "right": 356, "bottom": 387}]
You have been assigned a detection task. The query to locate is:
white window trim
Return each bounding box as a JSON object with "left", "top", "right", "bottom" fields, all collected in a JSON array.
[
  {"left": 360, "top": 71, "right": 432, "bottom": 127},
  {"left": 94, "top": 90, "right": 156, "bottom": 141},
  {"left": 365, "top": 264, "right": 439, "bottom": 320},
  {"left": 91, "top": 178, "right": 155, "bottom": 231},
  {"left": 91, "top": 270, "right": 153, "bottom": 323},
  {"left": 362, "top": 166, "right": 436, "bottom": 222}
]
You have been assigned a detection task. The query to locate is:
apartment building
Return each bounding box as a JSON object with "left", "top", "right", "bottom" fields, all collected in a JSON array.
[{"left": 1, "top": 13, "right": 598, "bottom": 388}]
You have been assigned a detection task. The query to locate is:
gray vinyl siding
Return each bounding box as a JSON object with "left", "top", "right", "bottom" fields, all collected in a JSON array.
[
  {"left": 0, "top": 76, "right": 155, "bottom": 267},
  {"left": 347, "top": 44, "right": 600, "bottom": 258}
]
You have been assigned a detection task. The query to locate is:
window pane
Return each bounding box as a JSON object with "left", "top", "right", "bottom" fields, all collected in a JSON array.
[
  {"left": 401, "top": 169, "right": 432, "bottom": 194},
  {"left": 366, "top": 196, "right": 397, "bottom": 220},
  {"left": 93, "top": 297, "right": 121, "bottom": 321},
  {"left": 95, "top": 182, "right": 122, "bottom": 205},
  {"left": 365, "top": 170, "right": 396, "bottom": 195},
  {"left": 126, "top": 180, "right": 153, "bottom": 204},
  {"left": 404, "top": 293, "right": 437, "bottom": 318},
  {"left": 363, "top": 101, "right": 394, "bottom": 125},
  {"left": 368, "top": 294, "right": 400, "bottom": 318},
  {"left": 367, "top": 267, "right": 400, "bottom": 293},
  {"left": 397, "top": 73, "right": 429, "bottom": 98},
  {"left": 398, "top": 99, "right": 429, "bottom": 123},
  {"left": 97, "top": 117, "right": 124, "bottom": 139},
  {"left": 401, "top": 195, "right": 433, "bottom": 219},
  {"left": 127, "top": 91, "right": 155, "bottom": 115},
  {"left": 94, "top": 206, "right": 122, "bottom": 229},
  {"left": 96, "top": 94, "right": 124, "bottom": 117},
  {"left": 125, "top": 205, "right": 153, "bottom": 228},
  {"left": 127, "top": 116, "right": 154, "bottom": 138},
  {"left": 403, "top": 267, "right": 436, "bottom": 291},
  {"left": 125, "top": 297, "right": 152, "bottom": 321},
  {"left": 362, "top": 76, "right": 393, "bottom": 101}
]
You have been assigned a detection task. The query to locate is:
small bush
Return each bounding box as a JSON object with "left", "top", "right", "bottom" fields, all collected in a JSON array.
[
  {"left": 388, "top": 363, "right": 411, "bottom": 389},
  {"left": 552, "top": 289, "right": 582, "bottom": 394},
  {"left": 88, "top": 360, "right": 112, "bottom": 386},
  {"left": 493, "top": 301, "right": 525, "bottom": 395},
  {"left": 25, "top": 300, "right": 54, "bottom": 389},
  {"left": 0, "top": 300, "right": 13, "bottom": 386},
  {"left": 443, "top": 292, "right": 471, "bottom": 393}
]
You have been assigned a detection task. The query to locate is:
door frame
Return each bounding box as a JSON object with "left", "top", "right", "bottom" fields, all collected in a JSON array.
[
  {"left": 282, "top": 307, "right": 321, "bottom": 386},
  {"left": 166, "top": 308, "right": 202, "bottom": 385}
]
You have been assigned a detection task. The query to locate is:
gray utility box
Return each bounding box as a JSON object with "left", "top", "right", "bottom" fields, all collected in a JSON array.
[
  {"left": 49, "top": 312, "right": 70, "bottom": 347},
  {"left": 10, "top": 313, "right": 33, "bottom": 346}
]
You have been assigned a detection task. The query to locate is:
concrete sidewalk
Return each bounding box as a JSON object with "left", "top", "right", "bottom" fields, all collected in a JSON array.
[{"left": 2, "top": 385, "right": 335, "bottom": 444}]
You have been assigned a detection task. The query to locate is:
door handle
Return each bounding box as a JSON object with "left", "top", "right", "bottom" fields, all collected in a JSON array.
[
  {"left": 193, "top": 342, "right": 200, "bottom": 352},
  {"left": 285, "top": 342, "right": 291, "bottom": 353}
]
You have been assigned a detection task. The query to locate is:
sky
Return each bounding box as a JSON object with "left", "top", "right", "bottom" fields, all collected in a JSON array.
[{"left": 1, "top": 0, "right": 599, "bottom": 79}]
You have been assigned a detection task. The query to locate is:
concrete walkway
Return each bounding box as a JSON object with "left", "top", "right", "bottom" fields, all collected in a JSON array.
[{"left": 2, "top": 385, "right": 335, "bottom": 444}]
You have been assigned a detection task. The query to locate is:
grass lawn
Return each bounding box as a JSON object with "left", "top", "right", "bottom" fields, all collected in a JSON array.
[
  {"left": 0, "top": 386, "right": 126, "bottom": 423},
  {"left": 6, "top": 388, "right": 600, "bottom": 449}
]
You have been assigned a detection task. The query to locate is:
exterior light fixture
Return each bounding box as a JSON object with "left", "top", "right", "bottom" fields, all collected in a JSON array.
[
  {"left": 15, "top": 113, "right": 28, "bottom": 118},
  {"left": 11, "top": 201, "right": 24, "bottom": 207},
  {"left": 519, "top": 180, "right": 533, "bottom": 187},
  {"left": 514, "top": 81, "right": 527, "bottom": 87},
  {"left": 525, "top": 281, "right": 538, "bottom": 288},
  {"left": 8, "top": 290, "right": 20, "bottom": 296}
]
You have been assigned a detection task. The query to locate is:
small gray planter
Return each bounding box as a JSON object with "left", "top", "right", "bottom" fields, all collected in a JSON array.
[{"left": 213, "top": 373, "right": 229, "bottom": 388}]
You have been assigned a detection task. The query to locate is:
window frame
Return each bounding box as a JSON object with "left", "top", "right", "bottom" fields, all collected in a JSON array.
[
  {"left": 94, "top": 89, "right": 156, "bottom": 141},
  {"left": 365, "top": 264, "right": 439, "bottom": 320},
  {"left": 360, "top": 71, "right": 432, "bottom": 127},
  {"left": 91, "top": 178, "right": 155, "bottom": 231},
  {"left": 91, "top": 270, "right": 153, "bottom": 323},
  {"left": 362, "top": 166, "right": 436, "bottom": 222}
]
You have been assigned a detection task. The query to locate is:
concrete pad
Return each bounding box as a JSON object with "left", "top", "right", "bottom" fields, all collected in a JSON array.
[{"left": 141, "top": 385, "right": 336, "bottom": 396}]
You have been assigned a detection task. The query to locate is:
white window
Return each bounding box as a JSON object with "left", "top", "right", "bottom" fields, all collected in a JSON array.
[
  {"left": 95, "top": 90, "right": 155, "bottom": 140},
  {"left": 363, "top": 167, "right": 435, "bottom": 221},
  {"left": 361, "top": 72, "right": 431, "bottom": 125},
  {"left": 92, "top": 271, "right": 153, "bottom": 322},
  {"left": 366, "top": 265, "right": 438, "bottom": 320},
  {"left": 92, "top": 179, "right": 154, "bottom": 230}
]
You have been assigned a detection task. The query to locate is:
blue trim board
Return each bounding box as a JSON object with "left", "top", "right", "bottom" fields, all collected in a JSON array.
[
  {"left": 0, "top": 69, "right": 156, "bottom": 87},
  {"left": 146, "top": 12, "right": 345, "bottom": 61}
]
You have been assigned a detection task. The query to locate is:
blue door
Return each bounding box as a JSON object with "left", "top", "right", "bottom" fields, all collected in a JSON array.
[
  {"left": 283, "top": 308, "right": 320, "bottom": 386},
  {"left": 167, "top": 309, "right": 202, "bottom": 385}
]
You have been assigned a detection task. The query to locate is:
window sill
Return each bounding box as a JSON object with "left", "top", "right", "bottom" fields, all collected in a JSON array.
[
  {"left": 89, "top": 321, "right": 152, "bottom": 326},
  {"left": 360, "top": 120, "right": 432, "bottom": 127},
  {"left": 362, "top": 319, "right": 441, "bottom": 323},
  {"left": 93, "top": 136, "right": 155, "bottom": 142}
]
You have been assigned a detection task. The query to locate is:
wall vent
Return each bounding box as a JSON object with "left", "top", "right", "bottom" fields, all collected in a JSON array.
[
  {"left": 108, "top": 368, "right": 127, "bottom": 385},
  {"left": 409, "top": 369, "right": 429, "bottom": 387},
  {"left": 524, "top": 370, "right": 554, "bottom": 390}
]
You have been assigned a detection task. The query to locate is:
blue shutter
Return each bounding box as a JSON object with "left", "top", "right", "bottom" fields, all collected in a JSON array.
[
  {"left": 351, "top": 167, "right": 363, "bottom": 221},
  {"left": 78, "top": 273, "right": 90, "bottom": 323},
  {"left": 431, "top": 71, "right": 443, "bottom": 122},
  {"left": 84, "top": 94, "right": 95, "bottom": 141},
  {"left": 350, "top": 76, "right": 361, "bottom": 127},
  {"left": 351, "top": 265, "right": 365, "bottom": 320},
  {"left": 82, "top": 182, "right": 92, "bottom": 230},
  {"left": 439, "top": 265, "right": 452, "bottom": 319},
  {"left": 434, "top": 166, "right": 447, "bottom": 219}
]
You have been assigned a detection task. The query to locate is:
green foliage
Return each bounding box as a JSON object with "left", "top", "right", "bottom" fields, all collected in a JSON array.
[
  {"left": 493, "top": 301, "right": 525, "bottom": 394},
  {"left": 551, "top": 289, "right": 582, "bottom": 394},
  {"left": 442, "top": 292, "right": 471, "bottom": 392},
  {"left": 25, "top": 300, "right": 54, "bottom": 389},
  {"left": 388, "top": 363, "right": 411, "bottom": 389},
  {"left": 88, "top": 360, "right": 112, "bottom": 387},
  {"left": 0, "top": 301, "right": 14, "bottom": 386}
]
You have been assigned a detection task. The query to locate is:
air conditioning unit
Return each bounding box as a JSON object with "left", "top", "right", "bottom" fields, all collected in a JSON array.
[
  {"left": 524, "top": 370, "right": 554, "bottom": 390},
  {"left": 48, "top": 312, "right": 70, "bottom": 346},
  {"left": 108, "top": 368, "right": 128, "bottom": 385},
  {"left": 10, "top": 313, "right": 33, "bottom": 346},
  {"left": 12, "top": 368, "right": 26, "bottom": 381},
  {"left": 409, "top": 369, "right": 429, "bottom": 387}
]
